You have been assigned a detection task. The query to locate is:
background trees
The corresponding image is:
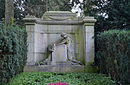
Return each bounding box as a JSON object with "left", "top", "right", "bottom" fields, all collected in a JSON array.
[
  {"left": 24, "top": 0, "right": 46, "bottom": 17},
  {"left": 47, "top": 0, "right": 70, "bottom": 11},
  {"left": 1, "top": 0, "right": 130, "bottom": 31},
  {"left": 5, "top": 0, "right": 14, "bottom": 25},
  {"left": 91, "top": 0, "right": 130, "bottom": 32},
  {"left": 0, "top": 0, "right": 5, "bottom": 21},
  {"left": 1, "top": 0, "right": 72, "bottom": 25},
  {"left": 24, "top": 0, "right": 71, "bottom": 17}
]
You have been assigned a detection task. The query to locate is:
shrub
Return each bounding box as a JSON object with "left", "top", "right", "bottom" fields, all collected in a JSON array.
[
  {"left": 96, "top": 30, "right": 130, "bottom": 85},
  {"left": 0, "top": 25, "right": 27, "bottom": 85},
  {"left": 7, "top": 72, "right": 115, "bottom": 85}
]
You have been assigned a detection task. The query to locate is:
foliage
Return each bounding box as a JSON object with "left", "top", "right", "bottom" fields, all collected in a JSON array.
[
  {"left": 89, "top": 0, "right": 130, "bottom": 32},
  {"left": 24, "top": 0, "right": 71, "bottom": 18},
  {"left": 5, "top": 0, "right": 14, "bottom": 25},
  {"left": 0, "top": 0, "right": 71, "bottom": 24},
  {"left": 0, "top": 24, "right": 27, "bottom": 85},
  {"left": 14, "top": 0, "right": 26, "bottom": 25},
  {"left": 0, "top": 0, "right": 25, "bottom": 25},
  {"left": 24, "top": 0, "right": 46, "bottom": 18},
  {"left": 0, "top": 0, "right": 5, "bottom": 21},
  {"left": 96, "top": 30, "right": 130, "bottom": 85},
  {"left": 48, "top": 82, "right": 69, "bottom": 85},
  {"left": 7, "top": 72, "right": 115, "bottom": 85},
  {"left": 48, "top": 0, "right": 70, "bottom": 11},
  {"left": 83, "top": 0, "right": 93, "bottom": 16},
  {"left": 84, "top": 62, "right": 99, "bottom": 73}
]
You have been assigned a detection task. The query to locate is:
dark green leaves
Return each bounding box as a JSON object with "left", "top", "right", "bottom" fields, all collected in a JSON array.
[
  {"left": 7, "top": 72, "right": 115, "bottom": 85},
  {"left": 0, "top": 25, "right": 27, "bottom": 85},
  {"left": 96, "top": 30, "right": 130, "bottom": 85}
]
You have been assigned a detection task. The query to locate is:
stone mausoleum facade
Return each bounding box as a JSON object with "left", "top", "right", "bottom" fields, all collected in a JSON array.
[{"left": 24, "top": 11, "right": 96, "bottom": 72}]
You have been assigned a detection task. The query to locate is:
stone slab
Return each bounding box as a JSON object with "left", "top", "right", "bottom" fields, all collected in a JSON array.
[
  {"left": 51, "top": 45, "right": 67, "bottom": 65},
  {"left": 24, "top": 65, "right": 85, "bottom": 72}
]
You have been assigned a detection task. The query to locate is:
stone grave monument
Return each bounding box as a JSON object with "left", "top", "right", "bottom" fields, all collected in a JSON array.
[{"left": 24, "top": 11, "right": 96, "bottom": 72}]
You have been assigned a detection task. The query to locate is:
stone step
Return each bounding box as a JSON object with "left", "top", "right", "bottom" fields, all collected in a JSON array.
[{"left": 24, "top": 65, "right": 85, "bottom": 72}]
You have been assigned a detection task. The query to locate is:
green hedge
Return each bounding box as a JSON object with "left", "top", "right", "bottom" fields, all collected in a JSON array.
[
  {"left": 0, "top": 25, "right": 27, "bottom": 85},
  {"left": 7, "top": 72, "right": 115, "bottom": 85},
  {"left": 96, "top": 30, "right": 130, "bottom": 85}
]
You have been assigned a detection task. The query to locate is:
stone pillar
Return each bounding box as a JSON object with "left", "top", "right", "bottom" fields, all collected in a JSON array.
[
  {"left": 83, "top": 17, "right": 96, "bottom": 65},
  {"left": 23, "top": 15, "right": 36, "bottom": 65}
]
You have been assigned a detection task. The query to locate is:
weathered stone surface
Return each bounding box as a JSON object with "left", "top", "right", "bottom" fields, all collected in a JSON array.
[
  {"left": 42, "top": 11, "right": 77, "bottom": 21},
  {"left": 26, "top": 24, "right": 35, "bottom": 65},
  {"left": 26, "top": 52, "right": 35, "bottom": 65},
  {"left": 24, "top": 11, "right": 96, "bottom": 72},
  {"left": 34, "top": 52, "right": 46, "bottom": 62},
  {"left": 28, "top": 42, "right": 34, "bottom": 52},
  {"left": 83, "top": 17, "right": 97, "bottom": 24},
  {"left": 84, "top": 24, "right": 95, "bottom": 64},
  {"left": 51, "top": 45, "right": 67, "bottom": 65},
  {"left": 85, "top": 26, "right": 94, "bottom": 33},
  {"left": 24, "top": 65, "right": 85, "bottom": 72},
  {"left": 85, "top": 33, "right": 94, "bottom": 63},
  {"left": 26, "top": 25, "right": 35, "bottom": 32},
  {"left": 34, "top": 33, "right": 47, "bottom": 52}
]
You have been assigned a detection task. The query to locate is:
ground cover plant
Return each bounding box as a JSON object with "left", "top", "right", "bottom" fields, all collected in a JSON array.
[{"left": 7, "top": 72, "right": 115, "bottom": 85}]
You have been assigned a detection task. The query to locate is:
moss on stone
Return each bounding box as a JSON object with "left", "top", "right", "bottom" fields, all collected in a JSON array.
[
  {"left": 84, "top": 62, "right": 99, "bottom": 73},
  {"left": 75, "top": 27, "right": 85, "bottom": 64}
]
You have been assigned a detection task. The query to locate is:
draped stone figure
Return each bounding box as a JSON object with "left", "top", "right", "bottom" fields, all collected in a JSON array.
[{"left": 40, "top": 32, "right": 82, "bottom": 65}]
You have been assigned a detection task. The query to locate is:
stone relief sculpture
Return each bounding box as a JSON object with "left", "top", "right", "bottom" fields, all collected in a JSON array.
[
  {"left": 48, "top": 32, "right": 69, "bottom": 53},
  {"left": 38, "top": 33, "right": 82, "bottom": 65}
]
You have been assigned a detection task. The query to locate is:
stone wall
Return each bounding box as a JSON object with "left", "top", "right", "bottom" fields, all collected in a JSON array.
[{"left": 24, "top": 11, "right": 96, "bottom": 66}]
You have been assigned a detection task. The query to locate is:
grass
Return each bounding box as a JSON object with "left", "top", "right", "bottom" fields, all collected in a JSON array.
[{"left": 7, "top": 72, "right": 116, "bottom": 85}]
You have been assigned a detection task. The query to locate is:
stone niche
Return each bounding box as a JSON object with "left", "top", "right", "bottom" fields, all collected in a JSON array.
[{"left": 24, "top": 11, "right": 96, "bottom": 72}]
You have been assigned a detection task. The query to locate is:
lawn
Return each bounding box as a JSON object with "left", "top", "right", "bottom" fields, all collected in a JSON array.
[{"left": 7, "top": 72, "right": 116, "bottom": 85}]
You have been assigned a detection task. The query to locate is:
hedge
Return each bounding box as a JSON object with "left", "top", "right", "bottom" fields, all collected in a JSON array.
[
  {"left": 0, "top": 25, "right": 27, "bottom": 85},
  {"left": 96, "top": 30, "right": 130, "bottom": 85}
]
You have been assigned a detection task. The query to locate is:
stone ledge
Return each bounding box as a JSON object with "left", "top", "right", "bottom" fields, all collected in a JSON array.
[
  {"left": 42, "top": 11, "right": 77, "bottom": 20},
  {"left": 24, "top": 65, "right": 85, "bottom": 72},
  {"left": 23, "top": 18, "right": 84, "bottom": 25},
  {"left": 23, "top": 11, "right": 96, "bottom": 25},
  {"left": 36, "top": 19, "right": 83, "bottom": 25},
  {"left": 83, "top": 17, "right": 97, "bottom": 23},
  {"left": 43, "top": 11, "right": 76, "bottom": 16}
]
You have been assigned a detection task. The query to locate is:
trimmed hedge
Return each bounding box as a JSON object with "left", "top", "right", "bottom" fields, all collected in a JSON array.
[
  {"left": 7, "top": 72, "right": 115, "bottom": 85},
  {"left": 96, "top": 30, "right": 130, "bottom": 85},
  {"left": 0, "top": 25, "right": 27, "bottom": 85}
]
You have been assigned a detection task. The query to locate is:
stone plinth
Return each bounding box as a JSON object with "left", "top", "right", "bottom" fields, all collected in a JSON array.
[
  {"left": 24, "top": 65, "right": 85, "bottom": 72},
  {"left": 24, "top": 11, "right": 96, "bottom": 72},
  {"left": 51, "top": 45, "right": 67, "bottom": 65}
]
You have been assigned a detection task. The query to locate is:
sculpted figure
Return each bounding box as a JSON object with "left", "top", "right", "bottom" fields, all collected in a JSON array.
[
  {"left": 47, "top": 33, "right": 69, "bottom": 53},
  {"left": 41, "top": 32, "right": 82, "bottom": 65},
  {"left": 57, "top": 32, "right": 70, "bottom": 45},
  {"left": 48, "top": 44, "right": 55, "bottom": 53}
]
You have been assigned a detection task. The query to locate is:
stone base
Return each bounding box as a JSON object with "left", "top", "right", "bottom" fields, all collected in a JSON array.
[{"left": 24, "top": 65, "right": 85, "bottom": 72}]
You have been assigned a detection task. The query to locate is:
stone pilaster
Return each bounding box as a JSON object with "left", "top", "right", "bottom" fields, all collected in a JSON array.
[
  {"left": 83, "top": 17, "right": 96, "bottom": 65},
  {"left": 23, "top": 15, "right": 36, "bottom": 65}
]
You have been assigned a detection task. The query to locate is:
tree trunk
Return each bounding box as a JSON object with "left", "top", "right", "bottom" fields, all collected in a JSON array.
[{"left": 5, "top": 0, "right": 14, "bottom": 25}]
